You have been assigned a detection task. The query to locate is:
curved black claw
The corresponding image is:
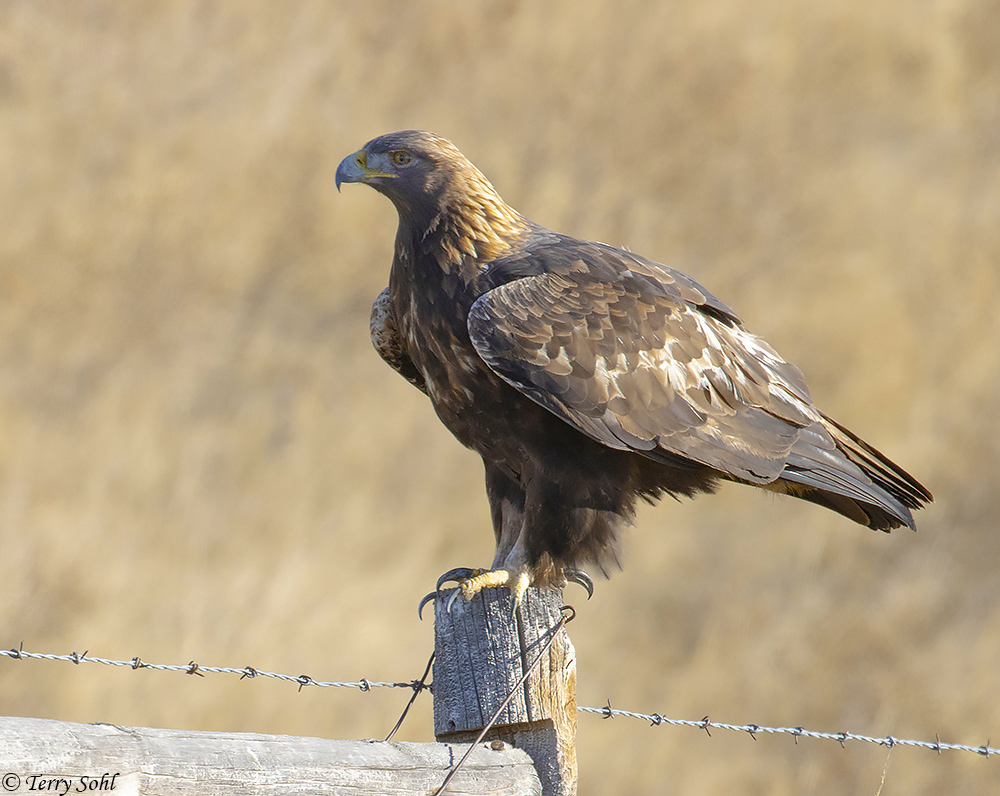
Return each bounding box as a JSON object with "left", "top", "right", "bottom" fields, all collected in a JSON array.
[
  {"left": 564, "top": 567, "right": 594, "bottom": 600},
  {"left": 417, "top": 591, "right": 437, "bottom": 620},
  {"left": 436, "top": 567, "right": 478, "bottom": 592},
  {"left": 445, "top": 585, "right": 466, "bottom": 614},
  {"left": 417, "top": 568, "right": 480, "bottom": 620}
]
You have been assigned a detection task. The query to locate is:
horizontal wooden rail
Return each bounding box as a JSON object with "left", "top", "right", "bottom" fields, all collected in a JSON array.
[{"left": 0, "top": 716, "right": 541, "bottom": 795}]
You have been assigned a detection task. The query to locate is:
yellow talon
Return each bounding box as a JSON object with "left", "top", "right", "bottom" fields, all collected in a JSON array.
[
  {"left": 509, "top": 569, "right": 531, "bottom": 607},
  {"left": 460, "top": 569, "right": 511, "bottom": 599},
  {"left": 449, "top": 567, "right": 533, "bottom": 612}
]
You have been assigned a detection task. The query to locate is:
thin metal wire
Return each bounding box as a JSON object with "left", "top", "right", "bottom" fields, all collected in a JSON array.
[
  {"left": 4, "top": 642, "right": 996, "bottom": 759},
  {"left": 578, "top": 705, "right": 998, "bottom": 758},
  {"left": 384, "top": 650, "right": 435, "bottom": 742},
  {"left": 0, "top": 644, "right": 411, "bottom": 692}
]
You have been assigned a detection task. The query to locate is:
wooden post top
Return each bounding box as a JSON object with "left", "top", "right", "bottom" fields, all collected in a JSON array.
[{"left": 432, "top": 586, "right": 578, "bottom": 796}]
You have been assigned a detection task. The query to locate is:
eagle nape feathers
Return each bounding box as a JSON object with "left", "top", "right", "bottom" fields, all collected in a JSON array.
[{"left": 336, "top": 130, "right": 932, "bottom": 602}]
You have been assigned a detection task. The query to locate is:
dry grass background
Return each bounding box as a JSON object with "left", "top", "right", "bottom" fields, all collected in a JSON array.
[{"left": 1, "top": 1, "right": 998, "bottom": 793}]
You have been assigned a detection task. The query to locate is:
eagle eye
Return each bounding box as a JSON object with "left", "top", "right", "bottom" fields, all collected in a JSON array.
[{"left": 390, "top": 150, "right": 412, "bottom": 167}]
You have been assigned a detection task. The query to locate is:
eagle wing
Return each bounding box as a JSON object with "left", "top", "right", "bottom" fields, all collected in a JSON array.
[{"left": 468, "top": 241, "right": 822, "bottom": 484}]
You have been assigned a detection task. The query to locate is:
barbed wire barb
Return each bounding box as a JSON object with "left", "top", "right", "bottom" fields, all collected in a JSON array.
[
  {"left": 576, "top": 706, "right": 999, "bottom": 758},
  {"left": 3, "top": 644, "right": 997, "bottom": 760},
  {"left": 384, "top": 651, "right": 435, "bottom": 743},
  {"left": 1, "top": 645, "right": 413, "bottom": 692}
]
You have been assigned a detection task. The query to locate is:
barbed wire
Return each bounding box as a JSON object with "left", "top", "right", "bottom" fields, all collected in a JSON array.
[
  {"left": 0, "top": 643, "right": 417, "bottom": 693},
  {"left": 579, "top": 703, "right": 997, "bottom": 758},
  {"left": 3, "top": 643, "right": 996, "bottom": 759}
]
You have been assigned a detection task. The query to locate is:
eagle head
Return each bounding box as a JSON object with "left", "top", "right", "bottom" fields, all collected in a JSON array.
[
  {"left": 337, "top": 131, "right": 528, "bottom": 261},
  {"left": 335, "top": 130, "right": 473, "bottom": 215}
]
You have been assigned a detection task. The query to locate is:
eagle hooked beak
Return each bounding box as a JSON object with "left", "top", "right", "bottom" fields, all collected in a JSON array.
[{"left": 335, "top": 149, "right": 396, "bottom": 192}]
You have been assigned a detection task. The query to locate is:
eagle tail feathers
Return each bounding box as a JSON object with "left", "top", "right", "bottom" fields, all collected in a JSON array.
[{"left": 770, "top": 414, "right": 932, "bottom": 531}]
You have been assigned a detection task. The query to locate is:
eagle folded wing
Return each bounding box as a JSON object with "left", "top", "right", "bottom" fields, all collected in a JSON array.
[{"left": 468, "top": 259, "right": 823, "bottom": 485}]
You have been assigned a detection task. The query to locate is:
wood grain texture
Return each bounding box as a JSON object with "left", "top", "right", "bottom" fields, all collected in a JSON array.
[
  {"left": 0, "top": 716, "right": 541, "bottom": 796},
  {"left": 432, "top": 587, "right": 576, "bottom": 796}
]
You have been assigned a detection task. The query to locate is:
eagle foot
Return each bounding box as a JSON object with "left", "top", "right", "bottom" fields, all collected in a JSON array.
[
  {"left": 417, "top": 567, "right": 484, "bottom": 619},
  {"left": 416, "top": 567, "right": 530, "bottom": 618},
  {"left": 446, "top": 567, "right": 532, "bottom": 614},
  {"left": 417, "top": 565, "right": 594, "bottom": 619}
]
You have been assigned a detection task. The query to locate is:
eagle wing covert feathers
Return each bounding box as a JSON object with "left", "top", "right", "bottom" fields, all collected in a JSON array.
[
  {"left": 468, "top": 239, "right": 816, "bottom": 484},
  {"left": 336, "top": 130, "right": 932, "bottom": 599}
]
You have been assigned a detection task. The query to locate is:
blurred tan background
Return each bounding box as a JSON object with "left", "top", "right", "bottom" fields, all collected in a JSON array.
[{"left": 1, "top": 1, "right": 998, "bottom": 793}]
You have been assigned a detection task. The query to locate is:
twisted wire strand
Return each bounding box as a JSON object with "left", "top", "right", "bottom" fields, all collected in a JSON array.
[
  {"left": 578, "top": 705, "right": 997, "bottom": 757},
  {"left": 4, "top": 644, "right": 995, "bottom": 758},
  {"left": 1, "top": 645, "right": 408, "bottom": 692}
]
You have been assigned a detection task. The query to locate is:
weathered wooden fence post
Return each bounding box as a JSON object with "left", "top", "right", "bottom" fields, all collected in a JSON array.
[{"left": 432, "top": 587, "right": 577, "bottom": 796}]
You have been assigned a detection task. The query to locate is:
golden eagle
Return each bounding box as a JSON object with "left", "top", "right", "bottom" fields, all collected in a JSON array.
[{"left": 336, "top": 131, "right": 931, "bottom": 604}]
